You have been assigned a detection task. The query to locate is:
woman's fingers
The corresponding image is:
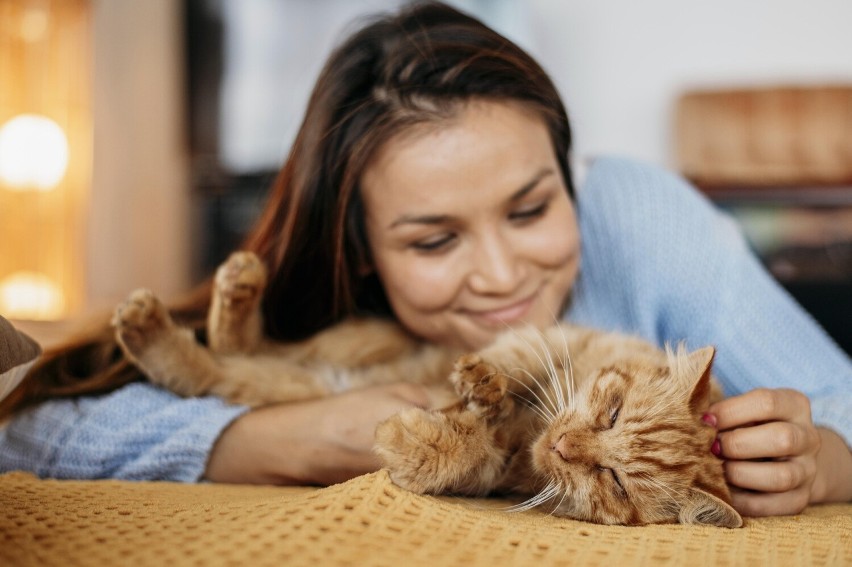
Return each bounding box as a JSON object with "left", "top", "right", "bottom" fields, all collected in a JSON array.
[
  {"left": 717, "top": 420, "right": 818, "bottom": 460},
  {"left": 709, "top": 388, "right": 811, "bottom": 430},
  {"left": 724, "top": 459, "right": 814, "bottom": 493},
  {"left": 729, "top": 486, "right": 810, "bottom": 517}
]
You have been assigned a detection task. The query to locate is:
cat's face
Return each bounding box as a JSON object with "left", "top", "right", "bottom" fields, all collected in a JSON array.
[{"left": 529, "top": 347, "right": 742, "bottom": 527}]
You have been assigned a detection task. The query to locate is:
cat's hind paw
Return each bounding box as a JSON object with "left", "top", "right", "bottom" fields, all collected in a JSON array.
[
  {"left": 214, "top": 251, "right": 267, "bottom": 307},
  {"left": 111, "top": 288, "right": 173, "bottom": 356},
  {"left": 450, "top": 354, "right": 511, "bottom": 419}
]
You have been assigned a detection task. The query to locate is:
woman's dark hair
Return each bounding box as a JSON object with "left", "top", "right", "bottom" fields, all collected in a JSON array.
[{"left": 1, "top": 1, "right": 574, "bottom": 416}]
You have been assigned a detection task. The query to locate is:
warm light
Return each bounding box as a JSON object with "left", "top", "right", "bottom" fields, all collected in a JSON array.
[
  {"left": 0, "top": 271, "right": 66, "bottom": 320},
  {"left": 19, "top": 7, "right": 49, "bottom": 43},
  {"left": 0, "top": 114, "right": 69, "bottom": 191}
]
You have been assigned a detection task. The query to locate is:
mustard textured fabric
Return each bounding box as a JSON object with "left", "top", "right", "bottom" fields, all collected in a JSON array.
[{"left": 1, "top": 470, "right": 850, "bottom": 566}]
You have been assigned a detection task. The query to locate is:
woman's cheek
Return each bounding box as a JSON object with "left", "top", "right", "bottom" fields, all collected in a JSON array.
[
  {"left": 387, "top": 255, "right": 463, "bottom": 312},
  {"left": 526, "top": 216, "right": 579, "bottom": 268}
]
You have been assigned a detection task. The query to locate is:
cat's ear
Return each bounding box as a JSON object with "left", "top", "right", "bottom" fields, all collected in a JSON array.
[
  {"left": 679, "top": 487, "right": 743, "bottom": 528},
  {"left": 686, "top": 346, "right": 715, "bottom": 414}
]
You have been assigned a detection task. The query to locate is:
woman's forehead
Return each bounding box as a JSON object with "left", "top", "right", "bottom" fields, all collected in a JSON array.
[{"left": 360, "top": 101, "right": 556, "bottom": 215}]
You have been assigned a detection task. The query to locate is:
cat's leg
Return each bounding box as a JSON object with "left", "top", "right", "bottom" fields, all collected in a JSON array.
[
  {"left": 208, "top": 251, "right": 267, "bottom": 354},
  {"left": 374, "top": 354, "right": 513, "bottom": 496},
  {"left": 112, "top": 288, "right": 231, "bottom": 398},
  {"left": 472, "top": 326, "right": 574, "bottom": 410},
  {"left": 449, "top": 353, "right": 515, "bottom": 420}
]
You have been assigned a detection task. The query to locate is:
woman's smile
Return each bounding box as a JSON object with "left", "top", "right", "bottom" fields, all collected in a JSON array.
[{"left": 462, "top": 293, "right": 537, "bottom": 327}]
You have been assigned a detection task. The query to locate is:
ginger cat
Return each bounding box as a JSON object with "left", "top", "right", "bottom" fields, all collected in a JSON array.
[{"left": 112, "top": 251, "right": 742, "bottom": 528}]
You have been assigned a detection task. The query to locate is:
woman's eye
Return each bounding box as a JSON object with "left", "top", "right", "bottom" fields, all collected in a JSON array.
[
  {"left": 410, "top": 234, "right": 455, "bottom": 252},
  {"left": 509, "top": 202, "right": 548, "bottom": 222}
]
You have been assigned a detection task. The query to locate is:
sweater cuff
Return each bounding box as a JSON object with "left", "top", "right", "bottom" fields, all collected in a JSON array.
[{"left": 810, "top": 396, "right": 852, "bottom": 450}]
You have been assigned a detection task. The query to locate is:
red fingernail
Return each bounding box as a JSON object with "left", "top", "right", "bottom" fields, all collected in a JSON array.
[
  {"left": 701, "top": 413, "right": 717, "bottom": 427},
  {"left": 711, "top": 438, "right": 722, "bottom": 457}
]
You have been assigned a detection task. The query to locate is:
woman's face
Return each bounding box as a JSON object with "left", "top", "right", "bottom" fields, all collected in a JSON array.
[{"left": 360, "top": 100, "right": 580, "bottom": 350}]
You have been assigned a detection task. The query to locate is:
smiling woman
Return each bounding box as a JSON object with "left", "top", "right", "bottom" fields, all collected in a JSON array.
[{"left": 361, "top": 100, "right": 580, "bottom": 350}]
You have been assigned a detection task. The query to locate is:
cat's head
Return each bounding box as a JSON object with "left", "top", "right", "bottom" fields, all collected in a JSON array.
[{"left": 530, "top": 346, "right": 742, "bottom": 528}]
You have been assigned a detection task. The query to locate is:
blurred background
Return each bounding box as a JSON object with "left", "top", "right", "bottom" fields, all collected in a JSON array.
[{"left": 1, "top": 0, "right": 850, "bottom": 353}]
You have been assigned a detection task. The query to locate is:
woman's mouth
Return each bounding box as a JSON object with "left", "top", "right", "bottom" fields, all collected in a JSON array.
[{"left": 466, "top": 295, "right": 535, "bottom": 326}]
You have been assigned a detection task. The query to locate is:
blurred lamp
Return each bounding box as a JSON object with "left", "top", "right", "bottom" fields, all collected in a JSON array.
[
  {"left": 0, "top": 0, "right": 91, "bottom": 321},
  {"left": 0, "top": 114, "right": 69, "bottom": 190}
]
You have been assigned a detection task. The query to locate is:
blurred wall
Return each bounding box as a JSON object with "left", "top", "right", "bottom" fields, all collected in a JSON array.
[
  {"left": 528, "top": 0, "right": 852, "bottom": 174},
  {"left": 88, "top": 0, "right": 190, "bottom": 311}
]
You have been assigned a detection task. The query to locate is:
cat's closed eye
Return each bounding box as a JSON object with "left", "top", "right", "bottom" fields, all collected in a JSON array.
[
  {"left": 609, "top": 405, "right": 620, "bottom": 428},
  {"left": 598, "top": 466, "right": 627, "bottom": 499}
]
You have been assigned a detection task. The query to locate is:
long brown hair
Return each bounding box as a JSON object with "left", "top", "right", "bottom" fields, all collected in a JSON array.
[{"left": 0, "top": 1, "right": 574, "bottom": 417}]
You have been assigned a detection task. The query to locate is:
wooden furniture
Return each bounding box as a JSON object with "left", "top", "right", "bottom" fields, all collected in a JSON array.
[{"left": 676, "top": 86, "right": 852, "bottom": 356}]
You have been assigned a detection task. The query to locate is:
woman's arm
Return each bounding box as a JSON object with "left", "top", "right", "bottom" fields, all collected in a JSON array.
[
  {"left": 0, "top": 382, "right": 248, "bottom": 480},
  {"left": 0, "top": 380, "right": 430, "bottom": 484},
  {"left": 205, "top": 382, "right": 430, "bottom": 485}
]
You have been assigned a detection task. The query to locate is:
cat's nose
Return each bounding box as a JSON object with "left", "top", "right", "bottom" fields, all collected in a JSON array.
[{"left": 552, "top": 433, "right": 574, "bottom": 461}]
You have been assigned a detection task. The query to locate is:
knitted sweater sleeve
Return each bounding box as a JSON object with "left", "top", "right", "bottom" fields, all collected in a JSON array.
[
  {"left": 568, "top": 156, "right": 852, "bottom": 447},
  {"left": 0, "top": 383, "right": 248, "bottom": 481}
]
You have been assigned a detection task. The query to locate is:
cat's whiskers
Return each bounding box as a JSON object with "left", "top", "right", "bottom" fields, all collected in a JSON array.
[
  {"left": 544, "top": 309, "right": 577, "bottom": 413},
  {"left": 500, "top": 324, "right": 564, "bottom": 417},
  {"left": 508, "top": 391, "right": 552, "bottom": 424},
  {"left": 532, "top": 329, "right": 567, "bottom": 415},
  {"left": 635, "top": 472, "right": 687, "bottom": 507},
  {"left": 550, "top": 322, "right": 577, "bottom": 413},
  {"left": 502, "top": 479, "right": 562, "bottom": 513},
  {"left": 506, "top": 369, "right": 557, "bottom": 423},
  {"left": 547, "top": 483, "right": 571, "bottom": 516}
]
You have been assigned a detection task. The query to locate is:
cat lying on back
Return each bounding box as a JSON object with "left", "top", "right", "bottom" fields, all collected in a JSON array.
[{"left": 112, "top": 251, "right": 742, "bottom": 528}]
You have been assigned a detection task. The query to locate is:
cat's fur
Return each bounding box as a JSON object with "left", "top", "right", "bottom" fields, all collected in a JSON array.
[{"left": 113, "top": 251, "right": 742, "bottom": 528}]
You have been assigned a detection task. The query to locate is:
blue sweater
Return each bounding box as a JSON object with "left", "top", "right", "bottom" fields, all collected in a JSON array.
[{"left": 2, "top": 156, "right": 850, "bottom": 481}]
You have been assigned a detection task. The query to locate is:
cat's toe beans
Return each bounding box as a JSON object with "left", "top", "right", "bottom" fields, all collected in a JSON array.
[
  {"left": 216, "top": 252, "right": 267, "bottom": 302},
  {"left": 454, "top": 354, "right": 482, "bottom": 372},
  {"left": 112, "top": 289, "right": 170, "bottom": 336},
  {"left": 472, "top": 374, "right": 507, "bottom": 405},
  {"left": 451, "top": 357, "right": 501, "bottom": 400}
]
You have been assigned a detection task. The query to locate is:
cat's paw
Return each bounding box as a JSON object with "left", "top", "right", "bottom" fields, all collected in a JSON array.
[
  {"left": 375, "top": 408, "right": 503, "bottom": 496},
  {"left": 111, "top": 288, "right": 173, "bottom": 355},
  {"left": 450, "top": 354, "right": 510, "bottom": 418},
  {"left": 214, "top": 251, "right": 267, "bottom": 306}
]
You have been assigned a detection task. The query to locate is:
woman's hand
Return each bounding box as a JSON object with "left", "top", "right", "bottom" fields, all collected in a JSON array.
[
  {"left": 204, "top": 382, "right": 431, "bottom": 486},
  {"left": 708, "top": 388, "right": 852, "bottom": 516}
]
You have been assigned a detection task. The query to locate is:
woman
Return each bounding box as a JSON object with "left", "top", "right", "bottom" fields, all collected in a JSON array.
[{"left": 1, "top": 2, "right": 850, "bottom": 516}]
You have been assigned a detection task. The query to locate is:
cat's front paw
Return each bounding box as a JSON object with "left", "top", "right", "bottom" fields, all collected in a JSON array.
[
  {"left": 215, "top": 251, "right": 267, "bottom": 306},
  {"left": 375, "top": 407, "right": 503, "bottom": 496},
  {"left": 111, "top": 289, "right": 173, "bottom": 355},
  {"left": 450, "top": 354, "right": 511, "bottom": 418},
  {"left": 374, "top": 408, "right": 449, "bottom": 494}
]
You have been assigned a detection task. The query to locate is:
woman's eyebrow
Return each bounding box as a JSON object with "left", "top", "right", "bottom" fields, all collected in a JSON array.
[
  {"left": 389, "top": 213, "right": 452, "bottom": 229},
  {"left": 389, "top": 168, "right": 555, "bottom": 229},
  {"left": 509, "top": 168, "right": 555, "bottom": 202}
]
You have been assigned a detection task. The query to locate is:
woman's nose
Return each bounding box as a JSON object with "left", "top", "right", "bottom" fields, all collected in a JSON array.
[{"left": 467, "top": 232, "right": 522, "bottom": 295}]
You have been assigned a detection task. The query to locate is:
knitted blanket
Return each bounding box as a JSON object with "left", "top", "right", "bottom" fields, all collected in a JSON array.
[{"left": 1, "top": 470, "right": 849, "bottom": 566}]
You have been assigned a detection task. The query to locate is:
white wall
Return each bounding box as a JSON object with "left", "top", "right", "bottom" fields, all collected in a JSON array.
[
  {"left": 88, "top": 0, "right": 190, "bottom": 311},
  {"left": 527, "top": 0, "right": 852, "bottom": 173}
]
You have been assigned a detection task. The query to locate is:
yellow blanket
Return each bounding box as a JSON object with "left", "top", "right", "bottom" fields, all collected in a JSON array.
[{"left": 1, "top": 470, "right": 849, "bottom": 566}]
